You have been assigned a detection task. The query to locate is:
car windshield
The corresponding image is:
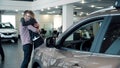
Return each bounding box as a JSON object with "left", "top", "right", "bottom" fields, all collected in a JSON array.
[{"left": 0, "top": 23, "right": 14, "bottom": 29}]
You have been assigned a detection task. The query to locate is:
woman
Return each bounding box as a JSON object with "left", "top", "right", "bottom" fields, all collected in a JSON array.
[{"left": 19, "top": 10, "right": 39, "bottom": 68}]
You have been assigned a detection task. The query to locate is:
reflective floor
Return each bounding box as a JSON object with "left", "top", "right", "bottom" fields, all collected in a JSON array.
[{"left": 0, "top": 40, "right": 32, "bottom": 68}]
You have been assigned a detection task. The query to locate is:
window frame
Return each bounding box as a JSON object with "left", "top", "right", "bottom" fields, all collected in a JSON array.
[
  {"left": 94, "top": 15, "right": 120, "bottom": 56},
  {"left": 55, "top": 16, "right": 109, "bottom": 52}
]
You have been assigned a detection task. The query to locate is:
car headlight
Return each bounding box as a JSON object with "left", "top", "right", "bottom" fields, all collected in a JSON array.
[
  {"left": 12, "top": 32, "right": 17, "bottom": 34},
  {"left": 0, "top": 33, "right": 3, "bottom": 35},
  {"left": 11, "top": 31, "right": 17, "bottom": 34}
]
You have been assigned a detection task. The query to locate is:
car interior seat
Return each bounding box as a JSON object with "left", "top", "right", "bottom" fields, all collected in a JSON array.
[
  {"left": 80, "top": 37, "right": 94, "bottom": 51},
  {"left": 105, "top": 37, "right": 120, "bottom": 55},
  {"left": 100, "top": 23, "right": 120, "bottom": 53}
]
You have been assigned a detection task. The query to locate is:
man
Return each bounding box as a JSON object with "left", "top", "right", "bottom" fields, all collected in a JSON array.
[{"left": 0, "top": 35, "right": 5, "bottom": 62}]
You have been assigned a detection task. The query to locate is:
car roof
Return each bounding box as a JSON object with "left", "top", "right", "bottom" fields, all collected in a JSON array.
[
  {"left": 75, "top": 6, "right": 120, "bottom": 23},
  {"left": 88, "top": 0, "right": 120, "bottom": 18},
  {"left": 87, "top": 7, "right": 120, "bottom": 18},
  {"left": 0, "top": 22, "right": 11, "bottom": 24},
  {"left": 0, "top": 22, "right": 10, "bottom": 24}
]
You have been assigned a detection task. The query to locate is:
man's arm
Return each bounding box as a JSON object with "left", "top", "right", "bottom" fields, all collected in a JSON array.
[{"left": 21, "top": 18, "right": 37, "bottom": 26}]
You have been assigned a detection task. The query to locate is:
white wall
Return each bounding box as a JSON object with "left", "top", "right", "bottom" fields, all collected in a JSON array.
[
  {"left": 53, "top": 15, "right": 62, "bottom": 29},
  {"left": 39, "top": 15, "right": 62, "bottom": 30},
  {"left": 40, "top": 15, "right": 54, "bottom": 30},
  {"left": 1, "top": 15, "right": 16, "bottom": 28},
  {"left": 2, "top": 12, "right": 57, "bottom": 30}
]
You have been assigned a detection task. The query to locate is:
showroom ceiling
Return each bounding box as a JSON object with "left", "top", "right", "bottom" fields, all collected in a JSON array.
[
  {"left": 12, "top": 0, "right": 34, "bottom": 1},
  {"left": 16, "top": 0, "right": 33, "bottom": 1},
  {"left": 40, "top": 0, "right": 116, "bottom": 16},
  {"left": 0, "top": 0, "right": 117, "bottom": 16}
]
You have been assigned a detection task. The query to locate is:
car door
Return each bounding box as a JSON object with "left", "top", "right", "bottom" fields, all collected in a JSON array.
[
  {"left": 86, "top": 15, "right": 120, "bottom": 68},
  {"left": 36, "top": 16, "right": 113, "bottom": 68},
  {"left": 43, "top": 16, "right": 109, "bottom": 68}
]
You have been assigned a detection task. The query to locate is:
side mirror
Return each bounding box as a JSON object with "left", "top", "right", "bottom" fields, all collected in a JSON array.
[
  {"left": 46, "top": 37, "right": 56, "bottom": 48},
  {"left": 114, "top": 0, "right": 120, "bottom": 9}
]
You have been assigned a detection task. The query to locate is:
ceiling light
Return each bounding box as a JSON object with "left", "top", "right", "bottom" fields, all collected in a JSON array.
[
  {"left": 86, "top": 13, "right": 89, "bottom": 15},
  {"left": 91, "top": 5, "right": 95, "bottom": 8},
  {"left": 80, "top": 0, "right": 86, "bottom": 4},
  {"left": 55, "top": 6, "right": 59, "bottom": 9},
  {"left": 79, "top": 12, "right": 84, "bottom": 16},
  {"left": 47, "top": 11, "right": 56, "bottom": 14},
  {"left": 75, "top": 7, "right": 82, "bottom": 9},
  {"left": 21, "top": 12, "right": 24, "bottom": 15},
  {"left": 47, "top": 7, "right": 51, "bottom": 10},
  {"left": 15, "top": 10, "right": 18, "bottom": 12},
  {"left": 74, "top": 15, "right": 76, "bottom": 16},
  {"left": 73, "top": 6, "right": 77, "bottom": 7},
  {"left": 80, "top": 12, "right": 84, "bottom": 14},
  {"left": 96, "top": 7, "right": 104, "bottom": 9},
  {"left": 79, "top": 14, "right": 82, "bottom": 16},
  {"left": 41, "top": 9, "right": 44, "bottom": 11}
]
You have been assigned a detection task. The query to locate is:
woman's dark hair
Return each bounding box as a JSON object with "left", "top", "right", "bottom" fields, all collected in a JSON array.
[{"left": 23, "top": 10, "right": 35, "bottom": 18}]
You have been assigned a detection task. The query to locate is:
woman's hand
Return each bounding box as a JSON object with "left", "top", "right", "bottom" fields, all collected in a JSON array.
[{"left": 34, "top": 23, "right": 39, "bottom": 29}]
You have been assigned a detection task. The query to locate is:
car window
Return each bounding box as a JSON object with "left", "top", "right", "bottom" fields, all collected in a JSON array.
[
  {"left": 62, "top": 19, "right": 103, "bottom": 52},
  {"left": 99, "top": 16, "right": 120, "bottom": 55},
  {"left": 0, "top": 23, "right": 14, "bottom": 29}
]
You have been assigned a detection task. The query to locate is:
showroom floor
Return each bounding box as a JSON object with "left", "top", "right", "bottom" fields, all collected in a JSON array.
[{"left": 0, "top": 39, "right": 33, "bottom": 68}]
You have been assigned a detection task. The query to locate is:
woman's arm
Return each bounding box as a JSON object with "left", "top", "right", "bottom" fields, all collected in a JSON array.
[{"left": 21, "top": 18, "right": 37, "bottom": 26}]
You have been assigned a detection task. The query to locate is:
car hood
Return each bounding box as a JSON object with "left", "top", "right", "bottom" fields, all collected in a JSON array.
[{"left": 0, "top": 29, "right": 17, "bottom": 33}]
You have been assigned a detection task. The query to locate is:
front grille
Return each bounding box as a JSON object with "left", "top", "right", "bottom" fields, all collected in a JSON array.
[{"left": 2, "top": 33, "right": 13, "bottom": 35}]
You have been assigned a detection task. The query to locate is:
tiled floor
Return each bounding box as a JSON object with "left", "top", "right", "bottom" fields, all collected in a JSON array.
[{"left": 0, "top": 40, "right": 33, "bottom": 68}]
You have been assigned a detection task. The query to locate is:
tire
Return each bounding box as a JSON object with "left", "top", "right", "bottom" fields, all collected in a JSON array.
[
  {"left": 13, "top": 38, "right": 18, "bottom": 43},
  {"left": 32, "top": 63, "right": 41, "bottom": 68}
]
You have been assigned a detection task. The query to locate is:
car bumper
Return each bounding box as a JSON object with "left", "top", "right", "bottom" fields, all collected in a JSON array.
[{"left": 1, "top": 34, "right": 18, "bottom": 40}]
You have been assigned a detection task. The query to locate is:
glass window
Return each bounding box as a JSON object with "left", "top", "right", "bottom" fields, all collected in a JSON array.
[
  {"left": 62, "top": 19, "right": 103, "bottom": 52},
  {"left": 1, "top": 15, "right": 16, "bottom": 28},
  {"left": 100, "top": 16, "right": 120, "bottom": 55},
  {"left": 0, "top": 23, "right": 14, "bottom": 29}
]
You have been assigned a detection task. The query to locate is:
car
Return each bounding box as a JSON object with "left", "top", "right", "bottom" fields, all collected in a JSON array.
[
  {"left": 0, "top": 22, "right": 18, "bottom": 43},
  {"left": 32, "top": 0, "right": 120, "bottom": 68}
]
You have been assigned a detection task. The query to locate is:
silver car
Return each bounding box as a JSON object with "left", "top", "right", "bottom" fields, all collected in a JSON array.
[
  {"left": 32, "top": 1, "right": 120, "bottom": 68},
  {"left": 0, "top": 23, "right": 18, "bottom": 43}
]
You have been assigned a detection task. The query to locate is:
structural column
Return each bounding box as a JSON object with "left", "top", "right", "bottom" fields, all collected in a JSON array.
[
  {"left": 62, "top": 4, "right": 73, "bottom": 32},
  {"left": 0, "top": 11, "right": 1, "bottom": 22}
]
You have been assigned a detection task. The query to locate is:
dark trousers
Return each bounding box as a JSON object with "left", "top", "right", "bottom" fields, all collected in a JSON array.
[
  {"left": 21, "top": 43, "right": 39, "bottom": 68},
  {"left": 0, "top": 37, "right": 4, "bottom": 61},
  {"left": 21, "top": 44, "right": 33, "bottom": 68}
]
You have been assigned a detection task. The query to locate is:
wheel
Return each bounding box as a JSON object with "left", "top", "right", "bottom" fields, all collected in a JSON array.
[
  {"left": 32, "top": 63, "right": 41, "bottom": 68},
  {"left": 13, "top": 38, "right": 18, "bottom": 43}
]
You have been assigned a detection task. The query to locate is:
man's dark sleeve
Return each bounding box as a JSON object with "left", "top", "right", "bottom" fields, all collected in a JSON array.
[{"left": 21, "top": 18, "right": 37, "bottom": 26}]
